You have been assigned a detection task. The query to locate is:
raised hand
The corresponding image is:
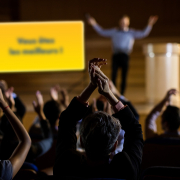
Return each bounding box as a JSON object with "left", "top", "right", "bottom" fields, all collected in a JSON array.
[
  {"left": 148, "top": 16, "right": 158, "bottom": 26},
  {"left": 88, "top": 58, "right": 107, "bottom": 86},
  {"left": 60, "top": 88, "right": 69, "bottom": 108},
  {"left": 87, "top": 16, "right": 97, "bottom": 26},
  {"left": 92, "top": 66, "right": 110, "bottom": 96},
  {"left": 32, "top": 91, "right": 44, "bottom": 116},
  {"left": 5, "top": 87, "right": 15, "bottom": 109},
  {"left": 164, "top": 89, "right": 177, "bottom": 104},
  {"left": 50, "top": 85, "right": 60, "bottom": 101},
  {"left": 0, "top": 89, "right": 6, "bottom": 107}
]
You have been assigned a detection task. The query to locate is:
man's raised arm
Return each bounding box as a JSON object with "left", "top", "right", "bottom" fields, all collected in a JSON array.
[
  {"left": 94, "top": 67, "right": 143, "bottom": 179},
  {"left": 132, "top": 15, "right": 158, "bottom": 39},
  {"left": 53, "top": 58, "right": 107, "bottom": 176},
  {"left": 145, "top": 89, "right": 177, "bottom": 139},
  {"left": 87, "top": 16, "right": 115, "bottom": 37}
]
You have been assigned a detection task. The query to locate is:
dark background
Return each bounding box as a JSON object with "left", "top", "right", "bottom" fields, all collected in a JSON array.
[{"left": 1, "top": 0, "right": 180, "bottom": 38}]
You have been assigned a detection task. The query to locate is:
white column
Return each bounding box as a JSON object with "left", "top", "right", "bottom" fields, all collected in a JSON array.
[{"left": 143, "top": 43, "right": 180, "bottom": 106}]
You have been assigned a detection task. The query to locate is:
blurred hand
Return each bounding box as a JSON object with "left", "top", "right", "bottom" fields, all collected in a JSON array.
[
  {"left": 50, "top": 85, "right": 60, "bottom": 101},
  {"left": 0, "top": 89, "right": 5, "bottom": 106},
  {"left": 88, "top": 58, "right": 107, "bottom": 86},
  {"left": 60, "top": 88, "right": 69, "bottom": 108},
  {"left": 148, "top": 16, "right": 158, "bottom": 26},
  {"left": 5, "top": 87, "right": 15, "bottom": 110},
  {"left": 87, "top": 17, "right": 97, "bottom": 26},
  {"left": 95, "top": 69, "right": 110, "bottom": 96},
  {"left": 32, "top": 91, "right": 44, "bottom": 115},
  {"left": 164, "top": 89, "right": 177, "bottom": 104}
]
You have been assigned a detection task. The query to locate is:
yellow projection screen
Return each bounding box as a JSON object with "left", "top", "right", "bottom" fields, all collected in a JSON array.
[{"left": 0, "top": 21, "right": 84, "bottom": 73}]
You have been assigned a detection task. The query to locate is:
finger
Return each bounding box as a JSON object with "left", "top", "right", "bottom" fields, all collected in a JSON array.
[
  {"left": 36, "top": 91, "right": 43, "bottom": 105},
  {"left": 9, "top": 87, "right": 14, "bottom": 93},
  {"left": 32, "top": 101, "right": 37, "bottom": 108},
  {"left": 95, "top": 70, "right": 109, "bottom": 80},
  {"left": 61, "top": 88, "right": 68, "bottom": 95},
  {"left": 89, "top": 58, "right": 107, "bottom": 65},
  {"left": 50, "top": 87, "right": 55, "bottom": 94},
  {"left": 90, "top": 66, "right": 94, "bottom": 78},
  {"left": 97, "top": 59, "right": 107, "bottom": 66},
  {"left": 95, "top": 72, "right": 108, "bottom": 83},
  {"left": 92, "top": 66, "right": 95, "bottom": 78},
  {"left": 54, "top": 84, "right": 60, "bottom": 91},
  {"left": 169, "top": 89, "right": 177, "bottom": 95},
  {"left": 97, "top": 79, "right": 103, "bottom": 91},
  {"left": 97, "top": 59, "right": 107, "bottom": 67}
]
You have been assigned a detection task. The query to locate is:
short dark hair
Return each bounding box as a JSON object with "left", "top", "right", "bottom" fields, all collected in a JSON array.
[
  {"left": 162, "top": 105, "right": 180, "bottom": 131},
  {"left": 43, "top": 100, "right": 61, "bottom": 126},
  {"left": 80, "top": 111, "right": 121, "bottom": 160}
]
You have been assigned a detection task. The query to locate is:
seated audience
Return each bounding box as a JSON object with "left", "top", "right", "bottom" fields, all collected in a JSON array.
[
  {"left": 0, "top": 89, "right": 31, "bottom": 179},
  {"left": 0, "top": 80, "right": 26, "bottom": 120},
  {"left": 53, "top": 58, "right": 143, "bottom": 180},
  {"left": 0, "top": 84, "right": 26, "bottom": 159},
  {"left": 0, "top": 90, "right": 53, "bottom": 163},
  {"left": 145, "top": 89, "right": 180, "bottom": 139},
  {"left": 29, "top": 86, "right": 69, "bottom": 139},
  {"left": 26, "top": 91, "right": 53, "bottom": 162}
]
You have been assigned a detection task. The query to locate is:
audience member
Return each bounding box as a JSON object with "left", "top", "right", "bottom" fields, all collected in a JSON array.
[
  {"left": 0, "top": 89, "right": 31, "bottom": 179},
  {"left": 29, "top": 86, "right": 69, "bottom": 139},
  {"left": 26, "top": 91, "right": 53, "bottom": 162},
  {"left": 53, "top": 58, "right": 143, "bottom": 180},
  {"left": 145, "top": 89, "right": 180, "bottom": 139}
]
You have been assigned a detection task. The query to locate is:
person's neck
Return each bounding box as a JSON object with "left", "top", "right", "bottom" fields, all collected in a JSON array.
[
  {"left": 119, "top": 26, "right": 129, "bottom": 31},
  {"left": 165, "top": 130, "right": 179, "bottom": 136},
  {"left": 86, "top": 156, "right": 109, "bottom": 167}
]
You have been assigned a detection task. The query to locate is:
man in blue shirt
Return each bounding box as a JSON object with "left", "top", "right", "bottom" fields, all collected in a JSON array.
[{"left": 88, "top": 14, "right": 158, "bottom": 95}]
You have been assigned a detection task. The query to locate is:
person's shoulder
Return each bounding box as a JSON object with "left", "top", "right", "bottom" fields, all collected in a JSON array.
[
  {"left": 128, "top": 28, "right": 136, "bottom": 32},
  {"left": 110, "top": 27, "right": 118, "bottom": 32},
  {"left": 0, "top": 160, "right": 13, "bottom": 180},
  {"left": 110, "top": 152, "right": 135, "bottom": 178}
]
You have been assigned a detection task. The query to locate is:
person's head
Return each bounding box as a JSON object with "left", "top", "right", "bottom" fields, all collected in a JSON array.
[
  {"left": 43, "top": 100, "right": 61, "bottom": 127},
  {"left": 161, "top": 105, "right": 180, "bottom": 132},
  {"left": 119, "top": 15, "right": 130, "bottom": 29},
  {"left": 80, "top": 111, "right": 121, "bottom": 160}
]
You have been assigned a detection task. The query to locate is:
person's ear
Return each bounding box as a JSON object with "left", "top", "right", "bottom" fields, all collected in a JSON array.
[
  {"left": 80, "top": 136, "right": 85, "bottom": 149},
  {"left": 111, "top": 140, "right": 118, "bottom": 153}
]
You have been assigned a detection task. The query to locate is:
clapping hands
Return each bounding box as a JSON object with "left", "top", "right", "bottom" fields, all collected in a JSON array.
[
  {"left": 89, "top": 58, "right": 110, "bottom": 96},
  {"left": 88, "top": 58, "right": 107, "bottom": 86}
]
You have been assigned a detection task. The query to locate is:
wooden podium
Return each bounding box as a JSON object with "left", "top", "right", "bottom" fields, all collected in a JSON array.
[{"left": 143, "top": 43, "right": 180, "bottom": 106}]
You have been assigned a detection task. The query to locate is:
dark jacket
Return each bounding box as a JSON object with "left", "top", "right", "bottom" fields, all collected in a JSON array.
[{"left": 53, "top": 97, "right": 143, "bottom": 180}]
